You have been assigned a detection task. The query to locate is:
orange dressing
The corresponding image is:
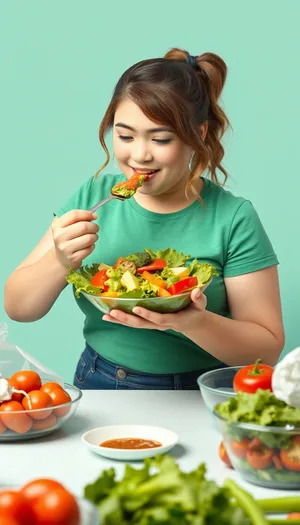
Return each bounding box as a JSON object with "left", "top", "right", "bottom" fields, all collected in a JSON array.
[{"left": 100, "top": 437, "right": 162, "bottom": 449}]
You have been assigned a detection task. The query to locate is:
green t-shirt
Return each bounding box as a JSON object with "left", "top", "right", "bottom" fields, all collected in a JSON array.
[{"left": 56, "top": 173, "right": 278, "bottom": 374}]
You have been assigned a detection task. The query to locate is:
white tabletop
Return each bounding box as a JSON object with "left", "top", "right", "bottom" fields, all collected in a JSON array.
[{"left": 1, "top": 391, "right": 298, "bottom": 501}]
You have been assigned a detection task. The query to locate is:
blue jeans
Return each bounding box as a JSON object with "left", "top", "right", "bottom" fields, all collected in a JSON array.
[{"left": 73, "top": 344, "right": 227, "bottom": 390}]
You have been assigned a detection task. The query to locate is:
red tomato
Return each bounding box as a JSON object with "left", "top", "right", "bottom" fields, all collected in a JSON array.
[
  {"left": 233, "top": 359, "right": 273, "bottom": 394},
  {"left": 22, "top": 391, "right": 53, "bottom": 420},
  {"left": 40, "top": 382, "right": 64, "bottom": 396},
  {"left": 280, "top": 436, "right": 300, "bottom": 472},
  {"left": 218, "top": 441, "right": 232, "bottom": 468},
  {"left": 9, "top": 371, "right": 42, "bottom": 393},
  {"left": 32, "top": 414, "right": 57, "bottom": 430},
  {"left": 167, "top": 276, "right": 198, "bottom": 295},
  {"left": 32, "top": 488, "right": 80, "bottom": 525},
  {"left": 0, "top": 401, "right": 33, "bottom": 434},
  {"left": 0, "top": 418, "right": 7, "bottom": 434},
  {"left": 229, "top": 438, "right": 250, "bottom": 459},
  {"left": 0, "top": 517, "right": 22, "bottom": 525},
  {"left": 136, "top": 259, "right": 167, "bottom": 273},
  {"left": 246, "top": 446, "right": 274, "bottom": 470},
  {"left": 0, "top": 490, "right": 34, "bottom": 525},
  {"left": 47, "top": 389, "right": 71, "bottom": 418},
  {"left": 20, "top": 478, "right": 65, "bottom": 505},
  {"left": 90, "top": 269, "right": 108, "bottom": 291}
]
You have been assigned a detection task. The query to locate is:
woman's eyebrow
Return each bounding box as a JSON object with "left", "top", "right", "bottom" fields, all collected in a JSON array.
[{"left": 115, "top": 122, "right": 173, "bottom": 133}]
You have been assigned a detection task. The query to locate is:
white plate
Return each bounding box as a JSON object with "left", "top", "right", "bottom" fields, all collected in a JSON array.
[{"left": 82, "top": 424, "right": 179, "bottom": 461}]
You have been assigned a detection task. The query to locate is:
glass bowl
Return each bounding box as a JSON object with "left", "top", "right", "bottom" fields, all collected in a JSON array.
[
  {"left": 0, "top": 383, "right": 82, "bottom": 441},
  {"left": 197, "top": 366, "right": 240, "bottom": 416},
  {"left": 78, "top": 496, "right": 99, "bottom": 525},
  {"left": 81, "top": 281, "right": 211, "bottom": 315},
  {"left": 214, "top": 410, "right": 300, "bottom": 489}
]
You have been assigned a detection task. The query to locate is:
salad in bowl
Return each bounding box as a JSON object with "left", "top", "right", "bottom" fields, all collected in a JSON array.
[{"left": 66, "top": 248, "right": 218, "bottom": 314}]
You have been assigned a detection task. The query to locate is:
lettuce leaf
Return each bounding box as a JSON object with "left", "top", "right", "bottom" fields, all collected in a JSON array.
[
  {"left": 145, "top": 248, "right": 191, "bottom": 268},
  {"left": 84, "top": 455, "right": 251, "bottom": 525},
  {"left": 160, "top": 267, "right": 180, "bottom": 288},
  {"left": 187, "top": 260, "right": 218, "bottom": 286},
  {"left": 66, "top": 265, "right": 102, "bottom": 298}
]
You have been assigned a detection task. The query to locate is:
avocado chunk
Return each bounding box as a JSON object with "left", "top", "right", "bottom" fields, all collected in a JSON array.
[{"left": 121, "top": 271, "right": 140, "bottom": 291}]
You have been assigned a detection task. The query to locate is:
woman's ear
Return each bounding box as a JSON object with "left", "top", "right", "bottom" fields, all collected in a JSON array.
[{"left": 200, "top": 121, "right": 208, "bottom": 140}]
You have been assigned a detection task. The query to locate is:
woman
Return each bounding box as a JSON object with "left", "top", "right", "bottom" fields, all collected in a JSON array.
[{"left": 4, "top": 47, "right": 285, "bottom": 390}]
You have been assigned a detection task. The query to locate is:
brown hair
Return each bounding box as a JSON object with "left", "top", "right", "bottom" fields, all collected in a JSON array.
[{"left": 96, "top": 47, "right": 230, "bottom": 192}]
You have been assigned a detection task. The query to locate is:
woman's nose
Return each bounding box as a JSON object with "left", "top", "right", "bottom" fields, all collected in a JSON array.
[{"left": 131, "top": 141, "right": 153, "bottom": 163}]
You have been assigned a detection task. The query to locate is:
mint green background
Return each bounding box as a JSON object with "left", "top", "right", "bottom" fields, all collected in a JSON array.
[{"left": 1, "top": 1, "right": 299, "bottom": 382}]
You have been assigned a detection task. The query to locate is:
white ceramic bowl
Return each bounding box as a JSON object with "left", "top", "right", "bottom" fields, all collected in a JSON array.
[{"left": 82, "top": 424, "right": 179, "bottom": 461}]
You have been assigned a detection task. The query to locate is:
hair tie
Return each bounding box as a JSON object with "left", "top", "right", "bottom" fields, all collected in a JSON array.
[{"left": 186, "top": 54, "right": 198, "bottom": 70}]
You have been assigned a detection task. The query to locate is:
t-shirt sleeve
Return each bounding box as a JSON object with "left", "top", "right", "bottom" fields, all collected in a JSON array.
[{"left": 223, "top": 200, "right": 279, "bottom": 277}]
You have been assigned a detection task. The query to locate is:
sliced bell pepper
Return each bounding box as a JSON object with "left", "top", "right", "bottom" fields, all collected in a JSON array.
[
  {"left": 167, "top": 276, "right": 198, "bottom": 295},
  {"left": 99, "top": 291, "right": 119, "bottom": 297},
  {"left": 91, "top": 269, "right": 109, "bottom": 291},
  {"left": 158, "top": 288, "right": 171, "bottom": 297},
  {"left": 136, "top": 259, "right": 167, "bottom": 273},
  {"left": 141, "top": 271, "right": 167, "bottom": 289}
]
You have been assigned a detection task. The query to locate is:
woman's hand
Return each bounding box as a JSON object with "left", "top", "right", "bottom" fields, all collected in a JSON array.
[
  {"left": 102, "top": 288, "right": 207, "bottom": 332},
  {"left": 51, "top": 210, "right": 99, "bottom": 270}
]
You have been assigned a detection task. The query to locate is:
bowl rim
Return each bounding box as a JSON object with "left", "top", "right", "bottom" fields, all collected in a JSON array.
[
  {"left": 0, "top": 382, "right": 82, "bottom": 415},
  {"left": 213, "top": 408, "right": 300, "bottom": 433},
  {"left": 197, "top": 365, "right": 242, "bottom": 397},
  {"left": 81, "top": 279, "right": 212, "bottom": 302}
]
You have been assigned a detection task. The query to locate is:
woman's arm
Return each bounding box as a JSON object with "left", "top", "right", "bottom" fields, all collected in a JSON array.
[
  {"left": 181, "top": 266, "right": 284, "bottom": 366},
  {"left": 4, "top": 210, "right": 98, "bottom": 322}
]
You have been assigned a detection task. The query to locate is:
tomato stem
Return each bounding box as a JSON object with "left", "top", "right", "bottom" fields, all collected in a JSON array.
[{"left": 248, "top": 359, "right": 263, "bottom": 376}]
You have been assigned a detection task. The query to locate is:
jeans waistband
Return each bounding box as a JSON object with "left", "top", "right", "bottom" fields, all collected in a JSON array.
[{"left": 82, "top": 343, "right": 226, "bottom": 390}]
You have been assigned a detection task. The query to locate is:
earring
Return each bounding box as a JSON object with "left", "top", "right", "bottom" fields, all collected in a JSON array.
[
  {"left": 112, "top": 155, "right": 118, "bottom": 169},
  {"left": 188, "top": 151, "right": 195, "bottom": 173}
]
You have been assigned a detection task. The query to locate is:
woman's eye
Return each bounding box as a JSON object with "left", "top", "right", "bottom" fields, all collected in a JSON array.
[
  {"left": 118, "top": 135, "right": 133, "bottom": 141},
  {"left": 153, "top": 139, "right": 172, "bottom": 144}
]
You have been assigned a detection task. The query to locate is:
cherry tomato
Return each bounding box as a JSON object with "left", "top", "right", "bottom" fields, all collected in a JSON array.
[
  {"left": 47, "top": 389, "right": 71, "bottom": 418},
  {"left": 218, "top": 441, "right": 232, "bottom": 468},
  {"left": 22, "top": 391, "right": 53, "bottom": 420},
  {"left": 32, "top": 488, "right": 80, "bottom": 525},
  {"left": 32, "top": 414, "right": 57, "bottom": 431},
  {"left": 0, "top": 490, "right": 34, "bottom": 525},
  {"left": 6, "top": 379, "right": 23, "bottom": 402},
  {"left": 246, "top": 446, "right": 274, "bottom": 470},
  {"left": 20, "top": 478, "right": 65, "bottom": 505},
  {"left": 233, "top": 359, "right": 273, "bottom": 393},
  {"left": 0, "top": 401, "right": 33, "bottom": 434},
  {"left": 280, "top": 436, "right": 300, "bottom": 472},
  {"left": 9, "top": 371, "right": 42, "bottom": 393},
  {"left": 272, "top": 454, "right": 284, "bottom": 471},
  {"left": 229, "top": 438, "right": 250, "bottom": 459},
  {"left": 40, "top": 382, "right": 64, "bottom": 396},
  {"left": 287, "top": 514, "right": 300, "bottom": 520}
]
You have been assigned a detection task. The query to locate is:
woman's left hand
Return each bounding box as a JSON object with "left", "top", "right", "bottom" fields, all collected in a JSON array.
[{"left": 102, "top": 288, "right": 207, "bottom": 333}]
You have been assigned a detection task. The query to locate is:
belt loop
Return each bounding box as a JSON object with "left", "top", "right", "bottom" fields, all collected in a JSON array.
[
  {"left": 90, "top": 350, "right": 98, "bottom": 373},
  {"left": 174, "top": 373, "right": 181, "bottom": 390}
]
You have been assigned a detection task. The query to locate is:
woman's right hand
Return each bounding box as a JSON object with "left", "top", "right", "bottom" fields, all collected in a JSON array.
[{"left": 51, "top": 210, "right": 99, "bottom": 270}]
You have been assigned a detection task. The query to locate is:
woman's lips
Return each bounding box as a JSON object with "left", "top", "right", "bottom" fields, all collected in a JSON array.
[{"left": 131, "top": 167, "right": 160, "bottom": 181}]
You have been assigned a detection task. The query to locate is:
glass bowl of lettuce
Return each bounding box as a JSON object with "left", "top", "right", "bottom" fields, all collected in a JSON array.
[
  {"left": 214, "top": 389, "right": 300, "bottom": 489},
  {"left": 66, "top": 248, "right": 218, "bottom": 314}
]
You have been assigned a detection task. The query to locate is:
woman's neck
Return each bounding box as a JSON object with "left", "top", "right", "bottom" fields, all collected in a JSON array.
[{"left": 133, "top": 177, "right": 204, "bottom": 214}]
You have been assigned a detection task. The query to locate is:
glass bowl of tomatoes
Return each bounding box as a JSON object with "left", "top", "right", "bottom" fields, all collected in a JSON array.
[
  {"left": 214, "top": 414, "right": 300, "bottom": 489},
  {"left": 0, "top": 370, "right": 82, "bottom": 441}
]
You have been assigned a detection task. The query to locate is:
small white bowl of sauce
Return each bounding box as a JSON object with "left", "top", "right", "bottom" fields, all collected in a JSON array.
[{"left": 81, "top": 424, "right": 179, "bottom": 460}]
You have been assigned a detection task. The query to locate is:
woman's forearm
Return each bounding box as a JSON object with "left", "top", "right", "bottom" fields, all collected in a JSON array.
[
  {"left": 182, "top": 310, "right": 283, "bottom": 366},
  {"left": 4, "top": 248, "right": 69, "bottom": 322}
]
